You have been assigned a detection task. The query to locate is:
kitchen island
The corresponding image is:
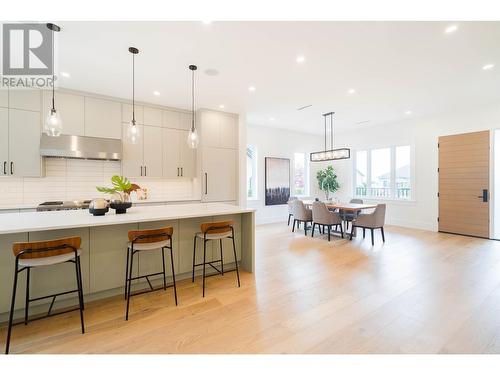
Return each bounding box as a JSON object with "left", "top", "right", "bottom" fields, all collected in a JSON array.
[{"left": 0, "top": 203, "right": 255, "bottom": 322}]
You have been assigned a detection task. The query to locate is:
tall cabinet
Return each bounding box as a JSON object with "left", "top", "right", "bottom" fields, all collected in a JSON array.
[{"left": 199, "top": 110, "right": 239, "bottom": 203}]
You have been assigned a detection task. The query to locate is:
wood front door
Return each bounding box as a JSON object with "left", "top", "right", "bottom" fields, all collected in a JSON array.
[{"left": 438, "top": 130, "right": 490, "bottom": 238}]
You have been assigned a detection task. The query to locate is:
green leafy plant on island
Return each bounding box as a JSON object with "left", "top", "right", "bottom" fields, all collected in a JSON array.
[
  {"left": 96, "top": 175, "right": 135, "bottom": 202},
  {"left": 316, "top": 165, "right": 340, "bottom": 200}
]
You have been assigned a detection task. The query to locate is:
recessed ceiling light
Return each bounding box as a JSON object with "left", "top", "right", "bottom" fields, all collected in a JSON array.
[
  {"left": 445, "top": 25, "right": 458, "bottom": 34},
  {"left": 219, "top": 104, "right": 225, "bottom": 109},
  {"left": 348, "top": 88, "right": 356, "bottom": 94},
  {"left": 60, "top": 72, "right": 70, "bottom": 78},
  {"left": 248, "top": 86, "right": 256, "bottom": 92},
  {"left": 269, "top": 117, "right": 275, "bottom": 121},
  {"left": 296, "top": 55, "right": 305, "bottom": 63},
  {"left": 153, "top": 91, "right": 160, "bottom": 96},
  {"left": 405, "top": 110, "right": 412, "bottom": 115},
  {"left": 483, "top": 64, "right": 495, "bottom": 70}
]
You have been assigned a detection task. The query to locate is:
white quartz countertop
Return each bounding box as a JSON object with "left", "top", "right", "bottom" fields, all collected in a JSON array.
[{"left": 0, "top": 203, "right": 255, "bottom": 235}]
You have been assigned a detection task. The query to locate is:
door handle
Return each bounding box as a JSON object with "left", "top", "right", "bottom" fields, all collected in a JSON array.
[
  {"left": 177, "top": 167, "right": 179, "bottom": 177},
  {"left": 140, "top": 166, "right": 143, "bottom": 176},
  {"left": 144, "top": 166, "right": 147, "bottom": 177},
  {"left": 181, "top": 167, "right": 183, "bottom": 177},
  {"left": 10, "top": 162, "right": 13, "bottom": 175},
  {"left": 479, "top": 189, "right": 488, "bottom": 202},
  {"left": 205, "top": 173, "right": 208, "bottom": 194},
  {"left": 3, "top": 161, "right": 6, "bottom": 175}
]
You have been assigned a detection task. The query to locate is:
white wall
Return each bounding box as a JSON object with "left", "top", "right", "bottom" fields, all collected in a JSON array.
[
  {"left": 246, "top": 124, "right": 326, "bottom": 224},
  {"left": 334, "top": 103, "right": 500, "bottom": 231}
]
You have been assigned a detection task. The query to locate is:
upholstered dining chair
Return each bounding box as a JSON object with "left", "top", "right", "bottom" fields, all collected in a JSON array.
[
  {"left": 311, "top": 201, "right": 344, "bottom": 241},
  {"left": 349, "top": 204, "right": 386, "bottom": 245},
  {"left": 287, "top": 196, "right": 298, "bottom": 226},
  {"left": 291, "top": 200, "right": 313, "bottom": 236},
  {"left": 340, "top": 198, "right": 363, "bottom": 231}
]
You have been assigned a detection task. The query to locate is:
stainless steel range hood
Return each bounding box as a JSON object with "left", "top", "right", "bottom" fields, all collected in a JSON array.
[{"left": 40, "top": 134, "right": 122, "bottom": 161}]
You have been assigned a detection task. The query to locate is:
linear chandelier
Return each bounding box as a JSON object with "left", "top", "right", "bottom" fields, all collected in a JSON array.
[{"left": 310, "top": 111, "right": 350, "bottom": 162}]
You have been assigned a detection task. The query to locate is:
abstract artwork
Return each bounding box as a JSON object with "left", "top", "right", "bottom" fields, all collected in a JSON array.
[{"left": 265, "top": 157, "right": 290, "bottom": 206}]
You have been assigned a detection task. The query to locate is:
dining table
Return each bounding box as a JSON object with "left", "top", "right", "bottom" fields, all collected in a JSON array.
[{"left": 300, "top": 199, "right": 378, "bottom": 238}]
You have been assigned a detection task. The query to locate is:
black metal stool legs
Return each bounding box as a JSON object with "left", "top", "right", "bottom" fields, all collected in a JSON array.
[
  {"left": 125, "top": 247, "right": 134, "bottom": 321},
  {"left": 75, "top": 256, "right": 85, "bottom": 334},
  {"left": 202, "top": 238, "right": 207, "bottom": 297},
  {"left": 24, "top": 267, "right": 30, "bottom": 325},
  {"left": 231, "top": 231, "right": 241, "bottom": 288},
  {"left": 220, "top": 239, "right": 224, "bottom": 276},
  {"left": 124, "top": 246, "right": 130, "bottom": 300},
  {"left": 169, "top": 244, "right": 178, "bottom": 306},
  {"left": 5, "top": 259, "right": 19, "bottom": 354}
]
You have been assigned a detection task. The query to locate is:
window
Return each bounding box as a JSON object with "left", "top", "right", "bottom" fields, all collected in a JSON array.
[
  {"left": 294, "top": 152, "right": 308, "bottom": 196},
  {"left": 246, "top": 145, "right": 257, "bottom": 199},
  {"left": 354, "top": 145, "right": 413, "bottom": 200}
]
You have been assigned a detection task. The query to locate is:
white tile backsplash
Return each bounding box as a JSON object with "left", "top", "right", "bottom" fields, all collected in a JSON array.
[{"left": 0, "top": 158, "right": 200, "bottom": 206}]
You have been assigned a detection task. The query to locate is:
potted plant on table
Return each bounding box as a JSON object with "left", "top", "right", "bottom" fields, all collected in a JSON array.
[
  {"left": 96, "top": 175, "right": 138, "bottom": 214},
  {"left": 316, "top": 165, "right": 340, "bottom": 201}
]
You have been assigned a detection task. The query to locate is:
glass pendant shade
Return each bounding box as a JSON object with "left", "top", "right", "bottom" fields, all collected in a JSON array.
[
  {"left": 45, "top": 109, "right": 63, "bottom": 137},
  {"left": 126, "top": 120, "right": 140, "bottom": 144},
  {"left": 187, "top": 128, "right": 199, "bottom": 149}
]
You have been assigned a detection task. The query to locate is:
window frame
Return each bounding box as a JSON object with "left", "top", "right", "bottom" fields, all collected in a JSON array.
[
  {"left": 293, "top": 152, "right": 309, "bottom": 197},
  {"left": 246, "top": 145, "right": 258, "bottom": 200},
  {"left": 353, "top": 144, "right": 415, "bottom": 201}
]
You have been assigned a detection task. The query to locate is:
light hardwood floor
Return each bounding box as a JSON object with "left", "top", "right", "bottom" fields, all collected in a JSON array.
[{"left": 2, "top": 223, "right": 500, "bottom": 354}]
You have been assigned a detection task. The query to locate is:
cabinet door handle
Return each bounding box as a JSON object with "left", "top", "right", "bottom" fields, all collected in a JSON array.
[
  {"left": 181, "top": 167, "right": 183, "bottom": 177},
  {"left": 3, "top": 161, "right": 6, "bottom": 175},
  {"left": 140, "top": 166, "right": 143, "bottom": 176},
  {"left": 144, "top": 166, "right": 147, "bottom": 177},
  {"left": 205, "top": 172, "right": 208, "bottom": 194},
  {"left": 10, "top": 162, "right": 13, "bottom": 175}
]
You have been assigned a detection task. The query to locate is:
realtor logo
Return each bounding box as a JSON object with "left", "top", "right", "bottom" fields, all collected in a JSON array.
[{"left": 2, "top": 23, "right": 53, "bottom": 75}]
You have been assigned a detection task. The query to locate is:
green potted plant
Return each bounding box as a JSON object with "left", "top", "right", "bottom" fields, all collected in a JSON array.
[
  {"left": 316, "top": 165, "right": 340, "bottom": 200},
  {"left": 96, "top": 175, "right": 134, "bottom": 214}
]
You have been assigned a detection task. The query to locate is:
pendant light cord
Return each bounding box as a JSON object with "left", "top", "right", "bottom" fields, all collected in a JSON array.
[
  {"left": 51, "top": 28, "right": 55, "bottom": 112},
  {"left": 331, "top": 113, "right": 334, "bottom": 150},
  {"left": 132, "top": 53, "right": 135, "bottom": 124},
  {"left": 191, "top": 68, "right": 195, "bottom": 132}
]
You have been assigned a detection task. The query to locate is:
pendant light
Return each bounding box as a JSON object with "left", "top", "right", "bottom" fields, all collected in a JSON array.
[
  {"left": 187, "top": 64, "right": 199, "bottom": 149},
  {"left": 45, "top": 23, "right": 62, "bottom": 137},
  {"left": 126, "top": 47, "right": 140, "bottom": 144},
  {"left": 310, "top": 112, "right": 350, "bottom": 162}
]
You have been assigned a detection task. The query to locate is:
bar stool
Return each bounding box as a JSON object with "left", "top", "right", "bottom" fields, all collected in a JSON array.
[
  {"left": 125, "top": 226, "right": 177, "bottom": 320},
  {"left": 192, "top": 220, "right": 241, "bottom": 297},
  {"left": 5, "top": 236, "right": 85, "bottom": 354}
]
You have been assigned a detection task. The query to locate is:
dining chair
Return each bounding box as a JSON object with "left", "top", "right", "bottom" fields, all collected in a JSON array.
[
  {"left": 349, "top": 204, "right": 386, "bottom": 245},
  {"left": 341, "top": 198, "right": 363, "bottom": 231},
  {"left": 311, "top": 201, "right": 344, "bottom": 241},
  {"left": 291, "top": 200, "right": 313, "bottom": 236},
  {"left": 287, "top": 196, "right": 298, "bottom": 226}
]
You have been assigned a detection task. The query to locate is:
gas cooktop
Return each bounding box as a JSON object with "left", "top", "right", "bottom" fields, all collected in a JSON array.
[{"left": 36, "top": 200, "right": 93, "bottom": 212}]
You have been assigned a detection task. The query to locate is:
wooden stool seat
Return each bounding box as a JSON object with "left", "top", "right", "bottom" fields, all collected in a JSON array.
[
  {"left": 19, "top": 249, "right": 82, "bottom": 267},
  {"left": 195, "top": 231, "right": 232, "bottom": 240},
  {"left": 127, "top": 240, "right": 170, "bottom": 251}
]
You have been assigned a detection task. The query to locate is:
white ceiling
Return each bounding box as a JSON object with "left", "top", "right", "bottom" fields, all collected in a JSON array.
[{"left": 52, "top": 21, "right": 500, "bottom": 135}]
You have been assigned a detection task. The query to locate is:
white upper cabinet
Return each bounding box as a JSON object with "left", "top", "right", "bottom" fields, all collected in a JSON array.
[
  {"left": 8, "top": 109, "right": 41, "bottom": 177},
  {"left": 0, "top": 89, "right": 8, "bottom": 108},
  {"left": 43, "top": 90, "right": 84, "bottom": 136},
  {"left": 143, "top": 125, "right": 163, "bottom": 177},
  {"left": 122, "top": 103, "right": 144, "bottom": 125},
  {"left": 84, "top": 97, "right": 122, "bottom": 139},
  {"left": 162, "top": 110, "right": 180, "bottom": 129},
  {"left": 144, "top": 107, "right": 162, "bottom": 127},
  {"left": 219, "top": 113, "right": 237, "bottom": 149},
  {"left": 179, "top": 112, "right": 192, "bottom": 131},
  {"left": 200, "top": 111, "right": 221, "bottom": 148},
  {"left": 0, "top": 108, "right": 8, "bottom": 176},
  {"left": 162, "top": 128, "right": 180, "bottom": 178},
  {"left": 178, "top": 130, "right": 197, "bottom": 178},
  {"left": 199, "top": 110, "right": 238, "bottom": 149},
  {"left": 9, "top": 89, "right": 41, "bottom": 112},
  {"left": 121, "top": 123, "right": 144, "bottom": 178}
]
